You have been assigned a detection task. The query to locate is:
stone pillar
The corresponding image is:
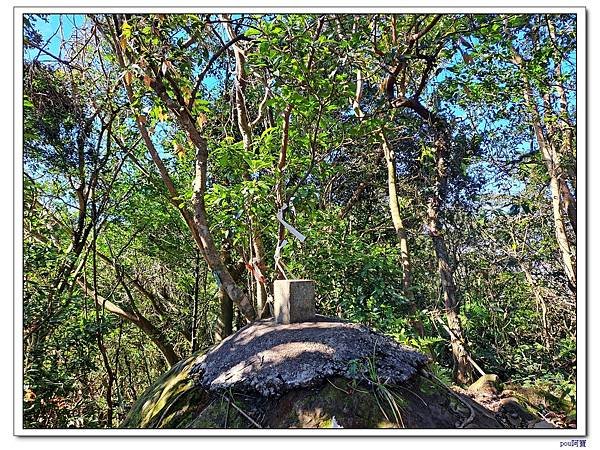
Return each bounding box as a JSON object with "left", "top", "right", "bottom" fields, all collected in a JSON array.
[{"left": 273, "top": 279, "right": 316, "bottom": 324}]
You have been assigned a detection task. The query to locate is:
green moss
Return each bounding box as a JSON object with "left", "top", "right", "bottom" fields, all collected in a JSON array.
[
  {"left": 319, "top": 418, "right": 333, "bottom": 428},
  {"left": 158, "top": 387, "right": 208, "bottom": 428},
  {"left": 121, "top": 352, "right": 206, "bottom": 428},
  {"left": 187, "top": 395, "right": 259, "bottom": 429},
  {"left": 274, "top": 378, "right": 397, "bottom": 428}
]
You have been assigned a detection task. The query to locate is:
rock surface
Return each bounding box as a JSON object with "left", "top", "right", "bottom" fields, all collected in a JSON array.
[
  {"left": 189, "top": 316, "right": 428, "bottom": 397},
  {"left": 468, "top": 374, "right": 501, "bottom": 396},
  {"left": 120, "top": 317, "right": 508, "bottom": 429}
]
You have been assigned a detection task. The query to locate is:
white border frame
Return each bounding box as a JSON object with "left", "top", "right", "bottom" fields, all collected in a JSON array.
[{"left": 13, "top": 4, "right": 587, "bottom": 437}]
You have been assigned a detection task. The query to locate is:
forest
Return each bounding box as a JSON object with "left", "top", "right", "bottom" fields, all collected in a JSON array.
[{"left": 22, "top": 12, "right": 578, "bottom": 429}]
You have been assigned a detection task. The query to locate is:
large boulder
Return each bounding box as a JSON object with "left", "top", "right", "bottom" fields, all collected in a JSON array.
[{"left": 121, "top": 317, "right": 504, "bottom": 429}]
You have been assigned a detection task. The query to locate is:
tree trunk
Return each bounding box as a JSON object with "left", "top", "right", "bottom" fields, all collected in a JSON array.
[
  {"left": 546, "top": 15, "right": 577, "bottom": 194},
  {"left": 215, "top": 287, "right": 234, "bottom": 343},
  {"left": 380, "top": 131, "right": 424, "bottom": 338},
  {"left": 522, "top": 84, "right": 576, "bottom": 288},
  {"left": 135, "top": 315, "right": 180, "bottom": 367},
  {"left": 519, "top": 261, "right": 550, "bottom": 349},
  {"left": 222, "top": 14, "right": 269, "bottom": 316},
  {"left": 214, "top": 243, "right": 239, "bottom": 342},
  {"left": 107, "top": 16, "right": 256, "bottom": 321},
  {"left": 250, "top": 228, "right": 269, "bottom": 319},
  {"left": 428, "top": 128, "right": 473, "bottom": 385},
  {"left": 550, "top": 174, "right": 576, "bottom": 286},
  {"left": 148, "top": 74, "right": 256, "bottom": 322},
  {"left": 510, "top": 37, "right": 576, "bottom": 290},
  {"left": 91, "top": 197, "right": 115, "bottom": 427},
  {"left": 428, "top": 198, "right": 473, "bottom": 384},
  {"left": 275, "top": 104, "right": 293, "bottom": 281},
  {"left": 190, "top": 177, "right": 256, "bottom": 321},
  {"left": 559, "top": 179, "right": 577, "bottom": 234},
  {"left": 191, "top": 249, "right": 201, "bottom": 353},
  {"left": 387, "top": 93, "right": 472, "bottom": 382}
]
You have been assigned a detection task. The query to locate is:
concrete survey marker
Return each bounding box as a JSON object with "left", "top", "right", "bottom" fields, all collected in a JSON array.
[{"left": 274, "top": 279, "right": 316, "bottom": 324}]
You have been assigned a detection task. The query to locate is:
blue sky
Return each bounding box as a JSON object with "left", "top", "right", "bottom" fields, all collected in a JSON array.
[{"left": 25, "top": 14, "right": 84, "bottom": 61}]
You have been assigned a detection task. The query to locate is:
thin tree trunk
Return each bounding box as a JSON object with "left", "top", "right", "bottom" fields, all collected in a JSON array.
[
  {"left": 105, "top": 18, "right": 204, "bottom": 251},
  {"left": 147, "top": 18, "right": 256, "bottom": 321},
  {"left": 522, "top": 83, "right": 576, "bottom": 288},
  {"left": 481, "top": 225, "right": 552, "bottom": 350},
  {"left": 113, "top": 319, "right": 124, "bottom": 421},
  {"left": 189, "top": 150, "right": 256, "bottom": 321},
  {"left": 559, "top": 179, "right": 577, "bottom": 233},
  {"left": 380, "top": 131, "right": 424, "bottom": 338},
  {"left": 385, "top": 86, "right": 473, "bottom": 382},
  {"left": 134, "top": 314, "right": 180, "bottom": 366},
  {"left": 546, "top": 15, "right": 577, "bottom": 192},
  {"left": 124, "top": 349, "right": 138, "bottom": 400},
  {"left": 214, "top": 242, "right": 242, "bottom": 342},
  {"left": 550, "top": 173, "right": 576, "bottom": 286},
  {"left": 339, "top": 182, "right": 368, "bottom": 219},
  {"left": 275, "top": 104, "right": 293, "bottom": 280},
  {"left": 215, "top": 287, "right": 234, "bottom": 343},
  {"left": 429, "top": 215, "right": 472, "bottom": 384},
  {"left": 91, "top": 190, "right": 115, "bottom": 427},
  {"left": 97, "top": 249, "right": 194, "bottom": 343},
  {"left": 222, "top": 14, "right": 269, "bottom": 316},
  {"left": 519, "top": 262, "right": 550, "bottom": 349},
  {"left": 428, "top": 127, "right": 473, "bottom": 384},
  {"left": 191, "top": 249, "right": 201, "bottom": 353},
  {"left": 119, "top": 280, "right": 180, "bottom": 367}
]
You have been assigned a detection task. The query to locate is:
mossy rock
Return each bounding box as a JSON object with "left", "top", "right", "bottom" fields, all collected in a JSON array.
[
  {"left": 121, "top": 352, "right": 210, "bottom": 428},
  {"left": 122, "top": 371, "right": 503, "bottom": 429},
  {"left": 121, "top": 318, "right": 505, "bottom": 429}
]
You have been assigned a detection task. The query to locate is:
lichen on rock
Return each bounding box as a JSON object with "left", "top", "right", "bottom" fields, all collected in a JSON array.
[{"left": 189, "top": 316, "right": 429, "bottom": 397}]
